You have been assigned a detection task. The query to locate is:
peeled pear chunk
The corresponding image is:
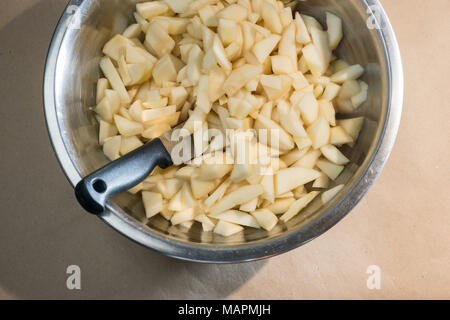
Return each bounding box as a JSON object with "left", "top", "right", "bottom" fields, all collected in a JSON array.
[{"left": 93, "top": 2, "right": 369, "bottom": 237}]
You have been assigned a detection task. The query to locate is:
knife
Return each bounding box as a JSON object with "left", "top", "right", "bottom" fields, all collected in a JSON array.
[{"left": 75, "top": 129, "right": 194, "bottom": 215}]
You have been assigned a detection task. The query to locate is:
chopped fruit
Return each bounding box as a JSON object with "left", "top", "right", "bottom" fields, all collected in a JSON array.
[
  {"left": 280, "top": 191, "right": 320, "bottom": 222},
  {"left": 252, "top": 209, "right": 278, "bottom": 231},
  {"left": 211, "top": 210, "right": 260, "bottom": 228},
  {"left": 322, "top": 184, "right": 344, "bottom": 204},
  {"left": 214, "top": 220, "right": 244, "bottom": 237},
  {"left": 142, "top": 191, "right": 164, "bottom": 218},
  {"left": 93, "top": 3, "right": 368, "bottom": 237},
  {"left": 275, "top": 167, "right": 321, "bottom": 195}
]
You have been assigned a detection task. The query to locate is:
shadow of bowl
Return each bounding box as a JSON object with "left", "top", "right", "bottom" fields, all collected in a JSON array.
[{"left": 0, "top": 0, "right": 265, "bottom": 299}]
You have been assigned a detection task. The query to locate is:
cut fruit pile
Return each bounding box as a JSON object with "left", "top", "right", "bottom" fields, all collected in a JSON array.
[{"left": 94, "top": 0, "right": 368, "bottom": 237}]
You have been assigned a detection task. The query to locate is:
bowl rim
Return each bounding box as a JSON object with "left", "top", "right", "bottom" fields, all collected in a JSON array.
[{"left": 43, "top": 0, "right": 403, "bottom": 263}]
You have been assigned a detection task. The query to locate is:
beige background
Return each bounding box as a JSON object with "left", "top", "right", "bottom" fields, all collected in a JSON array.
[{"left": 0, "top": 0, "right": 449, "bottom": 299}]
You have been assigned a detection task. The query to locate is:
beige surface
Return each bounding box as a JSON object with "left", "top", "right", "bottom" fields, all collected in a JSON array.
[{"left": 0, "top": 0, "right": 449, "bottom": 299}]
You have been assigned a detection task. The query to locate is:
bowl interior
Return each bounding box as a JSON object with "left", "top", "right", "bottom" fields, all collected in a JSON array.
[{"left": 52, "top": 0, "right": 388, "bottom": 247}]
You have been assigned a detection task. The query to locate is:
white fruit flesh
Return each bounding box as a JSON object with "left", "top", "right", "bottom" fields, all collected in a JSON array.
[
  {"left": 94, "top": 2, "right": 368, "bottom": 237},
  {"left": 275, "top": 167, "right": 321, "bottom": 196},
  {"left": 210, "top": 185, "right": 264, "bottom": 215},
  {"left": 214, "top": 220, "right": 244, "bottom": 236},
  {"left": 322, "top": 184, "right": 344, "bottom": 204},
  {"left": 252, "top": 209, "right": 278, "bottom": 231},
  {"left": 280, "top": 191, "right": 320, "bottom": 222},
  {"left": 211, "top": 210, "right": 260, "bottom": 228}
]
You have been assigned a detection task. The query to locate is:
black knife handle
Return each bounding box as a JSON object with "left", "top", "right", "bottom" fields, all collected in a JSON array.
[{"left": 75, "top": 138, "right": 173, "bottom": 215}]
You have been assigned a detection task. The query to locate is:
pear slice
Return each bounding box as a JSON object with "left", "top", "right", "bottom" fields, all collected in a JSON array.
[
  {"left": 213, "top": 220, "right": 244, "bottom": 237},
  {"left": 275, "top": 167, "right": 321, "bottom": 196},
  {"left": 320, "top": 145, "right": 350, "bottom": 165},
  {"left": 261, "top": 1, "right": 282, "bottom": 34},
  {"left": 142, "top": 191, "right": 164, "bottom": 219},
  {"left": 120, "top": 136, "right": 144, "bottom": 155},
  {"left": 114, "top": 115, "right": 143, "bottom": 137},
  {"left": 280, "top": 191, "right": 320, "bottom": 222},
  {"left": 171, "top": 208, "right": 196, "bottom": 225},
  {"left": 210, "top": 210, "right": 260, "bottom": 228},
  {"left": 322, "top": 184, "right": 344, "bottom": 204},
  {"left": 103, "top": 136, "right": 121, "bottom": 161},
  {"left": 210, "top": 185, "right": 264, "bottom": 215},
  {"left": 316, "top": 158, "right": 344, "bottom": 180},
  {"left": 307, "top": 117, "right": 330, "bottom": 149},
  {"left": 137, "top": 1, "right": 169, "bottom": 19},
  {"left": 252, "top": 34, "right": 281, "bottom": 64},
  {"left": 252, "top": 208, "right": 278, "bottom": 231},
  {"left": 326, "top": 12, "right": 343, "bottom": 50}
]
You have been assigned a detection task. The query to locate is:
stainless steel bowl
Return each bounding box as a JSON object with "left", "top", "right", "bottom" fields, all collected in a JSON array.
[{"left": 44, "top": 0, "right": 403, "bottom": 263}]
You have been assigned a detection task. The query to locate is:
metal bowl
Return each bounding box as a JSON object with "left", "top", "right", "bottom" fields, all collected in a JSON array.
[{"left": 44, "top": 0, "right": 403, "bottom": 263}]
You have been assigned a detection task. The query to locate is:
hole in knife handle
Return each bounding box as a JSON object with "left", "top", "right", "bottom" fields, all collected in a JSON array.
[{"left": 93, "top": 179, "right": 107, "bottom": 193}]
